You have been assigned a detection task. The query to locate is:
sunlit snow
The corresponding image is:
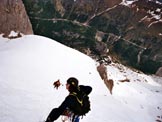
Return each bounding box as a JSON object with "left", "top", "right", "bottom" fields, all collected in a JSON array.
[{"left": 0, "top": 35, "right": 162, "bottom": 122}]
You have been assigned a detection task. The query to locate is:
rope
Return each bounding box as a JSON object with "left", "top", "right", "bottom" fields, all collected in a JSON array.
[{"left": 70, "top": 92, "right": 83, "bottom": 106}]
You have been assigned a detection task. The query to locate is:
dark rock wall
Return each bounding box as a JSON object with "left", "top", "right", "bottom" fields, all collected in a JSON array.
[{"left": 22, "top": 0, "right": 162, "bottom": 75}]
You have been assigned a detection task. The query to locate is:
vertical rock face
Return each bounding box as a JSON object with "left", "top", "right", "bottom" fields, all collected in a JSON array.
[{"left": 0, "top": 0, "right": 33, "bottom": 35}]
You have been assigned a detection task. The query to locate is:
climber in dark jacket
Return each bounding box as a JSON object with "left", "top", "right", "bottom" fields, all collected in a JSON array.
[{"left": 45, "top": 77, "right": 92, "bottom": 122}]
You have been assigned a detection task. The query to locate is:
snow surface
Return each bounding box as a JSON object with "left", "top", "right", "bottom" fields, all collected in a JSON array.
[
  {"left": 8, "top": 31, "right": 19, "bottom": 37},
  {"left": 0, "top": 35, "right": 162, "bottom": 122},
  {"left": 122, "top": 0, "right": 137, "bottom": 6}
]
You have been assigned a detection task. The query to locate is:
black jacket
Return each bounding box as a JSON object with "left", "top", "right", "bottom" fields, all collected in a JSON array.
[{"left": 46, "top": 85, "right": 92, "bottom": 122}]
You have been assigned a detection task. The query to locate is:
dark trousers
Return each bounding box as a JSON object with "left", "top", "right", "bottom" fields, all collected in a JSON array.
[{"left": 45, "top": 108, "right": 80, "bottom": 122}]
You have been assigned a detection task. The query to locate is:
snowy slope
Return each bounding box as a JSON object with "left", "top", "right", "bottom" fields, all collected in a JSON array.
[{"left": 0, "top": 35, "right": 162, "bottom": 122}]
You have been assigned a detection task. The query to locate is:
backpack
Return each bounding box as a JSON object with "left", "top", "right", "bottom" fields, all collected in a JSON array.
[{"left": 70, "top": 91, "right": 91, "bottom": 116}]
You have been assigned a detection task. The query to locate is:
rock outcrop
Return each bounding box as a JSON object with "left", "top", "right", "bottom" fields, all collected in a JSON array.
[
  {"left": 156, "top": 67, "right": 162, "bottom": 77},
  {"left": 97, "top": 62, "right": 114, "bottom": 94},
  {"left": 0, "top": 0, "right": 33, "bottom": 36}
]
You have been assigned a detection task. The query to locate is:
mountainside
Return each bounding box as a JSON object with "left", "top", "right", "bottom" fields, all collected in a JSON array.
[
  {"left": 0, "top": 35, "right": 162, "bottom": 122},
  {"left": 22, "top": 0, "right": 162, "bottom": 75}
]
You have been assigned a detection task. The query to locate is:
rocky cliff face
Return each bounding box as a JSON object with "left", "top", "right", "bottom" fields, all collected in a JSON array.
[
  {"left": 22, "top": 0, "right": 162, "bottom": 75},
  {"left": 0, "top": 0, "right": 33, "bottom": 36}
]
